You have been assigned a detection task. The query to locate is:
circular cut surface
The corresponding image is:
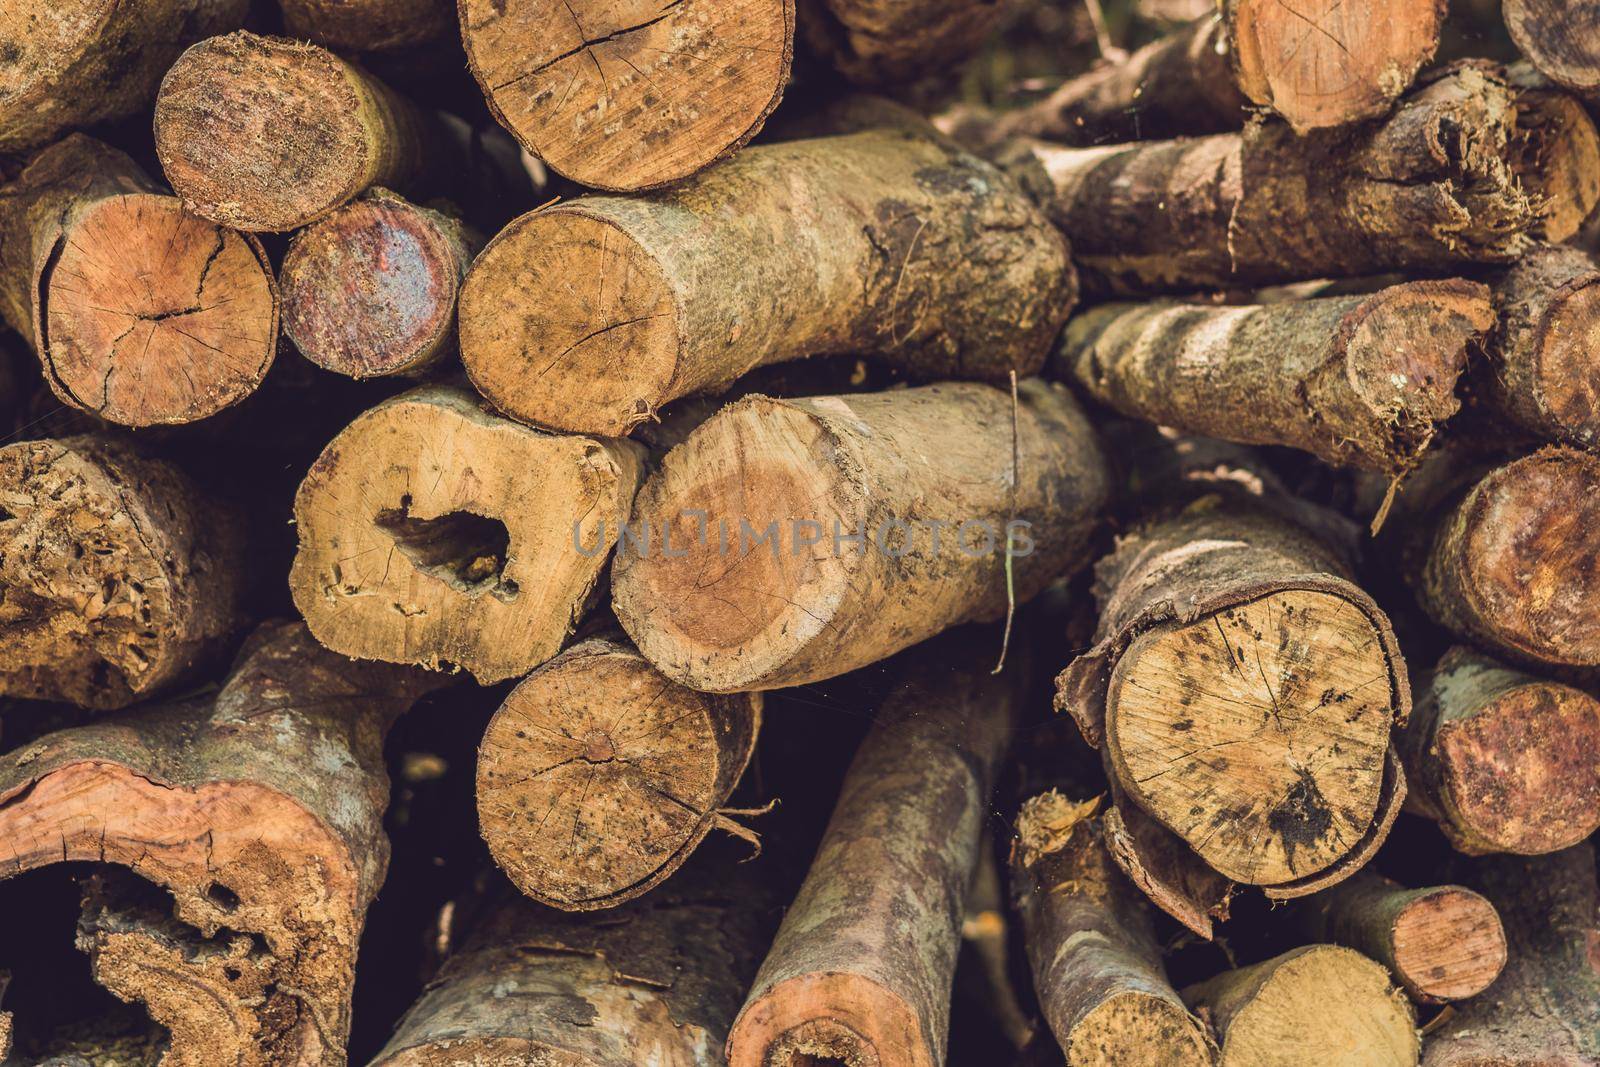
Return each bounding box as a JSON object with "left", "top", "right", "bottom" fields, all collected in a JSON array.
[
  {"left": 1437, "top": 680, "right": 1600, "bottom": 853},
  {"left": 1514, "top": 91, "right": 1600, "bottom": 243},
  {"left": 1345, "top": 283, "right": 1480, "bottom": 433},
  {"left": 1108, "top": 590, "right": 1393, "bottom": 885},
  {"left": 459, "top": 0, "right": 792, "bottom": 190},
  {"left": 1505, "top": 0, "right": 1600, "bottom": 93},
  {"left": 1222, "top": 948, "right": 1417, "bottom": 1067},
  {"left": 283, "top": 197, "right": 455, "bottom": 377},
  {"left": 729, "top": 973, "right": 925, "bottom": 1067},
  {"left": 155, "top": 34, "right": 371, "bottom": 231},
  {"left": 1069, "top": 991, "right": 1215, "bottom": 1066},
  {"left": 1390, "top": 887, "right": 1506, "bottom": 1002},
  {"left": 1229, "top": 0, "right": 1440, "bottom": 130},
  {"left": 1535, "top": 277, "right": 1600, "bottom": 444},
  {"left": 43, "top": 194, "right": 277, "bottom": 425},
  {"left": 460, "top": 210, "right": 678, "bottom": 435},
  {"left": 478, "top": 651, "right": 735, "bottom": 908}
]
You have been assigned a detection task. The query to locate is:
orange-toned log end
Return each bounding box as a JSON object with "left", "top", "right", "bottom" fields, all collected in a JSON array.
[
  {"left": 477, "top": 636, "right": 760, "bottom": 911},
  {"left": 282, "top": 191, "right": 470, "bottom": 378},
  {"left": 727, "top": 973, "right": 933, "bottom": 1067},
  {"left": 459, "top": 0, "right": 794, "bottom": 191},
  {"left": 1389, "top": 886, "right": 1506, "bottom": 1002},
  {"left": 1505, "top": 0, "right": 1600, "bottom": 95},
  {"left": 459, "top": 208, "right": 680, "bottom": 435},
  {"left": 1512, "top": 83, "right": 1600, "bottom": 243},
  {"left": 1225, "top": 0, "right": 1443, "bottom": 131},
  {"left": 41, "top": 193, "right": 278, "bottom": 425},
  {"left": 1526, "top": 277, "right": 1600, "bottom": 445}
]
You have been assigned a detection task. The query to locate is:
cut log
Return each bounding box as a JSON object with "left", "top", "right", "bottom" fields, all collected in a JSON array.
[
  {"left": 1056, "top": 280, "right": 1492, "bottom": 474},
  {"left": 726, "top": 634, "right": 1018, "bottom": 1067},
  {"left": 0, "top": 621, "right": 435, "bottom": 1067},
  {"left": 1183, "top": 945, "right": 1419, "bottom": 1066},
  {"left": 476, "top": 634, "right": 762, "bottom": 910},
  {"left": 1508, "top": 64, "right": 1600, "bottom": 242},
  {"left": 1011, "top": 792, "right": 1216, "bottom": 1067},
  {"left": 154, "top": 32, "right": 440, "bottom": 231},
  {"left": 1002, "top": 63, "right": 1599, "bottom": 293},
  {"left": 459, "top": 114, "right": 1074, "bottom": 435},
  {"left": 281, "top": 188, "right": 478, "bottom": 379},
  {"left": 0, "top": 434, "right": 246, "bottom": 710},
  {"left": 280, "top": 0, "right": 454, "bottom": 51},
  {"left": 1297, "top": 870, "right": 1506, "bottom": 1003},
  {"left": 290, "top": 383, "right": 645, "bottom": 683},
  {"left": 372, "top": 864, "right": 770, "bottom": 1065},
  {"left": 1481, "top": 244, "right": 1600, "bottom": 448},
  {"left": 612, "top": 380, "right": 1110, "bottom": 691},
  {"left": 0, "top": 135, "right": 279, "bottom": 427},
  {"left": 1400, "top": 646, "right": 1600, "bottom": 855},
  {"left": 1503, "top": 0, "right": 1600, "bottom": 95},
  {"left": 459, "top": 0, "right": 793, "bottom": 192},
  {"left": 0, "top": 0, "right": 246, "bottom": 153},
  {"left": 801, "top": 0, "right": 1013, "bottom": 86},
  {"left": 1422, "top": 842, "right": 1600, "bottom": 1067},
  {"left": 1221, "top": 0, "right": 1444, "bottom": 131}
]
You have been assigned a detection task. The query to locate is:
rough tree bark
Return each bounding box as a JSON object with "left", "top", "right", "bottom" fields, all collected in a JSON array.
[
  {"left": 0, "top": 135, "right": 280, "bottom": 427},
  {"left": 459, "top": 112, "right": 1074, "bottom": 436},
  {"left": 1221, "top": 0, "right": 1444, "bottom": 131},
  {"left": 1001, "top": 63, "right": 1600, "bottom": 293},
  {"left": 1503, "top": 0, "right": 1600, "bottom": 96},
  {"left": 0, "top": 621, "right": 436, "bottom": 1067},
  {"left": 800, "top": 0, "right": 1014, "bottom": 86},
  {"left": 1056, "top": 280, "right": 1493, "bottom": 474},
  {"left": 459, "top": 0, "right": 794, "bottom": 192},
  {"left": 1011, "top": 792, "right": 1216, "bottom": 1067},
  {"left": 1422, "top": 842, "right": 1600, "bottom": 1067},
  {"left": 372, "top": 862, "right": 771, "bottom": 1066},
  {"left": 1400, "top": 645, "right": 1600, "bottom": 855},
  {"left": 154, "top": 32, "right": 441, "bottom": 232},
  {"left": 725, "top": 634, "right": 1018, "bottom": 1067},
  {"left": 1183, "top": 946, "right": 1419, "bottom": 1066},
  {"left": 290, "top": 383, "right": 644, "bottom": 684},
  {"left": 281, "top": 188, "right": 479, "bottom": 379},
  {"left": 476, "top": 634, "right": 762, "bottom": 911},
  {"left": 0, "top": 434, "right": 246, "bottom": 710},
  {"left": 0, "top": 0, "right": 246, "bottom": 153},
  {"left": 1296, "top": 870, "right": 1506, "bottom": 1003},
  {"left": 281, "top": 0, "right": 455, "bottom": 51},
  {"left": 612, "top": 380, "right": 1111, "bottom": 692}
]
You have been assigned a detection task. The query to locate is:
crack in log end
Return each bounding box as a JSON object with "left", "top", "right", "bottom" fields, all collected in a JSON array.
[{"left": 374, "top": 499, "right": 515, "bottom": 598}]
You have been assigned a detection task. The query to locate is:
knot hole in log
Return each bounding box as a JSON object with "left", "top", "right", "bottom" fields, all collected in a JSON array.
[
  {"left": 767, "top": 1018, "right": 881, "bottom": 1067},
  {"left": 373, "top": 494, "right": 516, "bottom": 598}
]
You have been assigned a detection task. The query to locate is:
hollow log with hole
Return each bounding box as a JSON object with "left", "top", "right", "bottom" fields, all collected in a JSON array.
[
  {"left": 0, "top": 135, "right": 280, "bottom": 427},
  {"left": 0, "top": 434, "right": 246, "bottom": 710},
  {"left": 290, "top": 383, "right": 645, "bottom": 683},
  {"left": 1399, "top": 646, "right": 1600, "bottom": 855},
  {"left": 476, "top": 634, "right": 762, "bottom": 911},
  {"left": 0, "top": 621, "right": 436, "bottom": 1067},
  {"left": 459, "top": 110, "right": 1074, "bottom": 435},
  {"left": 999, "top": 63, "right": 1600, "bottom": 294},
  {"left": 726, "top": 632, "right": 1019, "bottom": 1067},
  {"left": 1054, "top": 281, "right": 1492, "bottom": 474},
  {"left": 612, "top": 380, "right": 1110, "bottom": 692},
  {"left": 1011, "top": 792, "right": 1217, "bottom": 1067}
]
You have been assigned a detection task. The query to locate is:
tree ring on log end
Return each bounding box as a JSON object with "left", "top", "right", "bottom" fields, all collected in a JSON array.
[
  {"left": 1389, "top": 886, "right": 1507, "bottom": 1002},
  {"left": 1069, "top": 991, "right": 1218, "bottom": 1067}
]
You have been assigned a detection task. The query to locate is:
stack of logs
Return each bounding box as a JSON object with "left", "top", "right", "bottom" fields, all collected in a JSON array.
[{"left": 1, "top": 0, "right": 1599, "bottom": 1064}]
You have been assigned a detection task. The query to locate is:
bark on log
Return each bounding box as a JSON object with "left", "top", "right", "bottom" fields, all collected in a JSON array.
[
  {"left": 800, "top": 0, "right": 1013, "bottom": 86},
  {"left": 1056, "top": 281, "right": 1492, "bottom": 474},
  {"left": 0, "top": 135, "right": 279, "bottom": 427},
  {"left": 477, "top": 634, "right": 762, "bottom": 911},
  {"left": 281, "top": 189, "right": 478, "bottom": 379},
  {"left": 281, "top": 0, "right": 455, "bottom": 51},
  {"left": 1003, "top": 63, "right": 1599, "bottom": 293},
  {"left": 1011, "top": 792, "right": 1216, "bottom": 1067},
  {"left": 372, "top": 864, "right": 770, "bottom": 1065},
  {"left": 726, "top": 634, "right": 1018, "bottom": 1067},
  {"left": 1400, "top": 646, "right": 1600, "bottom": 855},
  {"left": 612, "top": 380, "right": 1111, "bottom": 692},
  {"left": 154, "top": 32, "right": 441, "bottom": 232},
  {"left": 1221, "top": 0, "right": 1444, "bottom": 131},
  {"left": 0, "top": 621, "right": 435, "bottom": 1067},
  {"left": 459, "top": 114, "right": 1074, "bottom": 436},
  {"left": 1421, "top": 842, "right": 1600, "bottom": 1067},
  {"left": 1183, "top": 946, "right": 1419, "bottom": 1066},
  {"left": 1297, "top": 870, "right": 1506, "bottom": 1003},
  {"left": 1503, "top": 0, "right": 1600, "bottom": 96},
  {"left": 290, "top": 383, "right": 644, "bottom": 683},
  {"left": 0, "top": 434, "right": 246, "bottom": 710},
  {"left": 1481, "top": 244, "right": 1600, "bottom": 448},
  {"left": 459, "top": 0, "right": 794, "bottom": 192},
  {"left": 0, "top": 0, "right": 246, "bottom": 153}
]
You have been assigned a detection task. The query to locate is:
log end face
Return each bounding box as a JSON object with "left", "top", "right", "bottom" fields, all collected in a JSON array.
[
  {"left": 1530, "top": 275, "right": 1600, "bottom": 448},
  {"left": 1504, "top": 0, "right": 1600, "bottom": 95},
  {"left": 728, "top": 973, "right": 932, "bottom": 1067},
  {"left": 1389, "top": 886, "right": 1506, "bottom": 1002},
  {"left": 1512, "top": 87, "right": 1600, "bottom": 243},
  {"left": 42, "top": 193, "right": 278, "bottom": 426},
  {"left": 460, "top": 208, "right": 679, "bottom": 436},
  {"left": 460, "top": 0, "right": 793, "bottom": 190},
  {"left": 1067, "top": 991, "right": 1216, "bottom": 1067},
  {"left": 154, "top": 31, "right": 373, "bottom": 231}
]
